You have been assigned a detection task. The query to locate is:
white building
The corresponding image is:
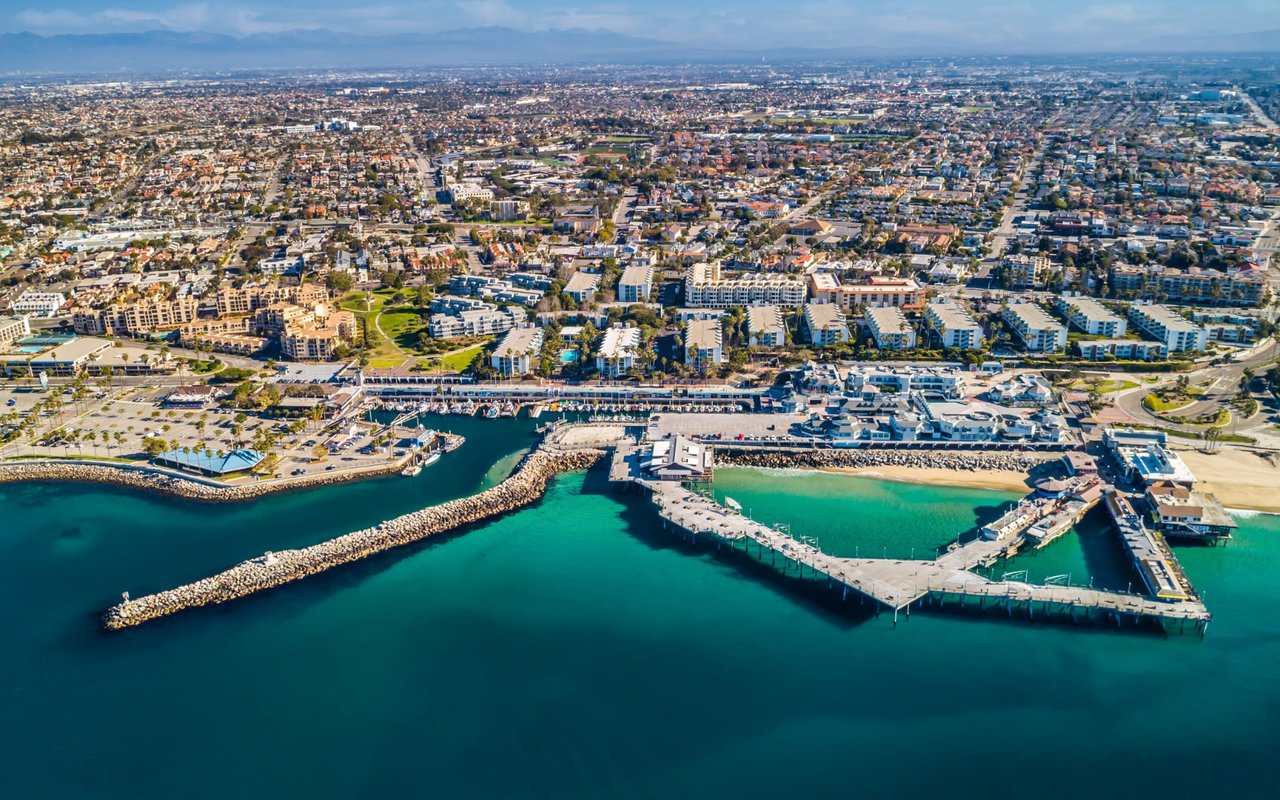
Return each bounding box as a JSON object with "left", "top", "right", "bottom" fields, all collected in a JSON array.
[
  {"left": 1002, "top": 303, "right": 1067, "bottom": 352},
  {"left": 490, "top": 326, "right": 543, "bottom": 376},
  {"left": 617, "top": 264, "right": 655, "bottom": 304},
  {"left": 925, "top": 302, "right": 984, "bottom": 350},
  {"left": 428, "top": 305, "right": 524, "bottom": 339},
  {"left": 866, "top": 306, "right": 916, "bottom": 350},
  {"left": 803, "top": 303, "right": 849, "bottom": 346},
  {"left": 746, "top": 306, "right": 786, "bottom": 347},
  {"left": 684, "top": 318, "right": 724, "bottom": 368},
  {"left": 595, "top": 324, "right": 642, "bottom": 377},
  {"left": 1057, "top": 296, "right": 1127, "bottom": 337},
  {"left": 11, "top": 290, "right": 66, "bottom": 318},
  {"left": 564, "top": 271, "right": 601, "bottom": 305},
  {"left": 1127, "top": 305, "right": 1208, "bottom": 353},
  {"left": 0, "top": 314, "right": 31, "bottom": 347},
  {"left": 685, "top": 262, "right": 805, "bottom": 308},
  {"left": 1002, "top": 254, "right": 1052, "bottom": 288}
]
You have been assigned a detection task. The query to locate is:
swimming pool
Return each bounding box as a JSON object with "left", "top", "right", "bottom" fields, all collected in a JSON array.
[{"left": 560, "top": 350, "right": 579, "bottom": 364}]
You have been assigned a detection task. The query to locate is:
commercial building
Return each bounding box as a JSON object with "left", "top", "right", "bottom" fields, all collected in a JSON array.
[
  {"left": 925, "top": 302, "right": 983, "bottom": 350},
  {"left": 10, "top": 291, "right": 66, "bottom": 318},
  {"left": 1144, "top": 482, "right": 1237, "bottom": 539},
  {"left": 845, "top": 365, "right": 967, "bottom": 400},
  {"left": 617, "top": 264, "right": 655, "bottom": 303},
  {"left": 802, "top": 303, "right": 849, "bottom": 346},
  {"left": 683, "top": 318, "right": 724, "bottom": 368},
  {"left": 490, "top": 326, "right": 543, "bottom": 376},
  {"left": 808, "top": 274, "right": 924, "bottom": 311},
  {"left": 745, "top": 306, "right": 785, "bottom": 347},
  {"left": 685, "top": 262, "right": 805, "bottom": 308},
  {"left": 866, "top": 306, "right": 916, "bottom": 350},
  {"left": 1127, "top": 305, "right": 1207, "bottom": 353},
  {"left": 153, "top": 448, "right": 265, "bottom": 477},
  {"left": 1105, "top": 428, "right": 1197, "bottom": 487},
  {"left": 1056, "top": 296, "right": 1127, "bottom": 337},
  {"left": 642, "top": 434, "right": 713, "bottom": 482},
  {"left": 1002, "top": 303, "right": 1067, "bottom": 352},
  {"left": 595, "top": 324, "right": 642, "bottom": 377}
]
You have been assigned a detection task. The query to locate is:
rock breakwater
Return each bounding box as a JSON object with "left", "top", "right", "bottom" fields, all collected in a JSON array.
[
  {"left": 0, "top": 459, "right": 405, "bottom": 502},
  {"left": 102, "top": 448, "right": 603, "bottom": 630},
  {"left": 716, "top": 447, "right": 1056, "bottom": 473}
]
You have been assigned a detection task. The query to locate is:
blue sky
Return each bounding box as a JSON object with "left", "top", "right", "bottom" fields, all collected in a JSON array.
[{"left": 5, "top": 1, "right": 1280, "bottom": 50}]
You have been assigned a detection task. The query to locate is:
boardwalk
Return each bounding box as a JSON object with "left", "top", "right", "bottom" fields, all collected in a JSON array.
[{"left": 622, "top": 462, "right": 1210, "bottom": 630}]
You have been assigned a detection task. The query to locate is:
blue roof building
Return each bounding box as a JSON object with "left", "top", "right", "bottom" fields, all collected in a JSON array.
[{"left": 153, "top": 448, "right": 265, "bottom": 477}]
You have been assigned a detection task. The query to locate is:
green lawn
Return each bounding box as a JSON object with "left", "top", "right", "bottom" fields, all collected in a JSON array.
[
  {"left": 1144, "top": 393, "right": 1194, "bottom": 412},
  {"left": 419, "top": 343, "right": 487, "bottom": 373},
  {"left": 379, "top": 306, "right": 428, "bottom": 350},
  {"left": 341, "top": 289, "right": 413, "bottom": 367},
  {"left": 1066, "top": 379, "right": 1139, "bottom": 393}
]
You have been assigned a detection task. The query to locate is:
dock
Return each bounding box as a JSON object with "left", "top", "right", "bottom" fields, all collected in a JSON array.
[{"left": 609, "top": 443, "right": 1211, "bottom": 632}]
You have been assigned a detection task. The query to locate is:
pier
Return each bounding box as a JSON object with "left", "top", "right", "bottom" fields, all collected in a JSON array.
[{"left": 610, "top": 442, "right": 1211, "bottom": 632}]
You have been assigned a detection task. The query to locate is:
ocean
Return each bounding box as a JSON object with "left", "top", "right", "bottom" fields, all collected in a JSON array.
[{"left": 1, "top": 418, "right": 1277, "bottom": 799}]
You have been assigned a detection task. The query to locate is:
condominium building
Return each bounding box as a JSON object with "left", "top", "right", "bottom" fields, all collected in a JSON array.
[
  {"left": 802, "top": 303, "right": 850, "bottom": 346},
  {"left": 11, "top": 291, "right": 67, "bottom": 317},
  {"left": 617, "top": 264, "right": 655, "bottom": 303},
  {"left": 564, "top": 271, "right": 601, "bottom": 305},
  {"left": 685, "top": 262, "right": 805, "bottom": 308},
  {"left": 214, "top": 283, "right": 328, "bottom": 316},
  {"left": 72, "top": 295, "right": 200, "bottom": 336},
  {"left": 280, "top": 308, "right": 358, "bottom": 361},
  {"left": 1076, "top": 339, "right": 1169, "bottom": 362},
  {"left": 1056, "top": 296, "right": 1127, "bottom": 337},
  {"left": 866, "top": 306, "right": 916, "bottom": 351},
  {"left": 684, "top": 319, "right": 724, "bottom": 368},
  {"left": 428, "top": 305, "right": 524, "bottom": 339},
  {"left": 1127, "top": 305, "right": 1208, "bottom": 353},
  {"left": 746, "top": 306, "right": 786, "bottom": 347},
  {"left": 595, "top": 324, "right": 642, "bottom": 377},
  {"left": 925, "top": 302, "right": 984, "bottom": 350},
  {"left": 1002, "top": 254, "right": 1052, "bottom": 288},
  {"left": 1108, "top": 263, "right": 1268, "bottom": 307},
  {"left": 490, "top": 326, "right": 543, "bottom": 376},
  {"left": 1001, "top": 303, "right": 1067, "bottom": 352},
  {"left": 0, "top": 315, "right": 31, "bottom": 347},
  {"left": 808, "top": 273, "right": 924, "bottom": 311}
]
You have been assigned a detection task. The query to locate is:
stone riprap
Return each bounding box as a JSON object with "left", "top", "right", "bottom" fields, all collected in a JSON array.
[
  {"left": 715, "top": 447, "right": 1056, "bottom": 473},
  {"left": 101, "top": 448, "right": 603, "bottom": 630}
]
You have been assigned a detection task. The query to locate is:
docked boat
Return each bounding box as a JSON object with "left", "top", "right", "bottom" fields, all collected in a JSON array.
[{"left": 483, "top": 404, "right": 499, "bottom": 419}]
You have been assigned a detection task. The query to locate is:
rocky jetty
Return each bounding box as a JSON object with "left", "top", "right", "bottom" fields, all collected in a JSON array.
[
  {"left": 0, "top": 459, "right": 403, "bottom": 502},
  {"left": 715, "top": 447, "right": 1056, "bottom": 473},
  {"left": 102, "top": 448, "right": 604, "bottom": 630}
]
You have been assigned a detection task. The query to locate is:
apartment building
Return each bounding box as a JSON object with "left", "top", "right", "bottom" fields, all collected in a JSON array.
[
  {"left": 802, "top": 303, "right": 850, "bottom": 346},
  {"left": 11, "top": 291, "right": 67, "bottom": 318},
  {"left": 685, "top": 262, "right": 805, "bottom": 308},
  {"left": 1056, "top": 296, "right": 1127, "bottom": 337},
  {"left": 1127, "top": 305, "right": 1208, "bottom": 353},
  {"left": 595, "top": 324, "right": 642, "bottom": 377},
  {"left": 214, "top": 283, "right": 328, "bottom": 317},
  {"left": 746, "top": 306, "right": 786, "bottom": 347},
  {"left": 280, "top": 308, "right": 358, "bottom": 361},
  {"left": 0, "top": 315, "right": 31, "bottom": 347},
  {"left": 808, "top": 273, "right": 924, "bottom": 311},
  {"left": 925, "top": 302, "right": 984, "bottom": 350},
  {"left": 1109, "top": 263, "right": 1268, "bottom": 307},
  {"left": 428, "top": 305, "right": 524, "bottom": 339},
  {"left": 617, "top": 264, "right": 655, "bottom": 304},
  {"left": 72, "top": 295, "right": 200, "bottom": 336},
  {"left": 1002, "top": 303, "right": 1067, "bottom": 352},
  {"left": 1076, "top": 339, "right": 1169, "bottom": 362},
  {"left": 683, "top": 319, "right": 724, "bottom": 368},
  {"left": 490, "top": 326, "right": 543, "bottom": 376},
  {"left": 564, "top": 271, "right": 601, "bottom": 305},
  {"left": 1002, "top": 254, "right": 1051, "bottom": 288},
  {"left": 866, "top": 306, "right": 916, "bottom": 351}
]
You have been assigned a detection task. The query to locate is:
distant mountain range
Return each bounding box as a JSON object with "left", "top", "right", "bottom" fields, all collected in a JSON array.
[{"left": 0, "top": 26, "right": 1278, "bottom": 75}]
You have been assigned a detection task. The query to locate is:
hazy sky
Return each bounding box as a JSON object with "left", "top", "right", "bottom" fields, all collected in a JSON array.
[{"left": 6, "top": 1, "right": 1280, "bottom": 50}]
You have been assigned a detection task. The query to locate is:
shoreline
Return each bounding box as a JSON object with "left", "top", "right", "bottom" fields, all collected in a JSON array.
[
  {"left": 102, "top": 447, "right": 604, "bottom": 630},
  {"left": 816, "top": 465, "right": 1032, "bottom": 494}
]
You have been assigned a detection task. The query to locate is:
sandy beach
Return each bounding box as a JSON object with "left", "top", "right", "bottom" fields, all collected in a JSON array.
[
  {"left": 821, "top": 465, "right": 1032, "bottom": 493},
  {"left": 1175, "top": 447, "right": 1280, "bottom": 514}
]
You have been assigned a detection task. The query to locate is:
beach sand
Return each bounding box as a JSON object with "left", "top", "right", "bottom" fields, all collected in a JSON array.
[
  {"left": 821, "top": 465, "right": 1032, "bottom": 494},
  {"left": 1175, "top": 447, "right": 1280, "bottom": 514}
]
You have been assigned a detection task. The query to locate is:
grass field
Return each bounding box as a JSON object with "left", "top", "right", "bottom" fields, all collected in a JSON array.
[
  {"left": 418, "top": 344, "right": 488, "bottom": 373},
  {"left": 1065, "top": 379, "right": 1139, "bottom": 393},
  {"left": 1144, "top": 393, "right": 1195, "bottom": 412},
  {"left": 379, "top": 306, "right": 428, "bottom": 350},
  {"left": 340, "top": 289, "right": 411, "bottom": 368}
]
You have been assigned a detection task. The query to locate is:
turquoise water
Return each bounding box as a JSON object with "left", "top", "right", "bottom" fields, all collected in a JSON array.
[
  {"left": 560, "top": 349, "right": 579, "bottom": 363},
  {"left": 2, "top": 431, "right": 1279, "bottom": 798}
]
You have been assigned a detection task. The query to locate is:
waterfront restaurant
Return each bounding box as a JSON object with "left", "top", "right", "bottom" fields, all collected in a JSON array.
[
  {"left": 642, "top": 434, "right": 714, "bottom": 482},
  {"left": 153, "top": 448, "right": 265, "bottom": 477}
]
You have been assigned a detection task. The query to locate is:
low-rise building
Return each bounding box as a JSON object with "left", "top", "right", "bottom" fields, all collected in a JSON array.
[
  {"left": 685, "top": 262, "right": 805, "bottom": 308},
  {"left": 429, "top": 305, "right": 524, "bottom": 339},
  {"left": 595, "top": 324, "right": 641, "bottom": 377},
  {"left": 0, "top": 315, "right": 31, "bottom": 347},
  {"left": 925, "top": 302, "right": 983, "bottom": 350},
  {"left": 802, "top": 303, "right": 849, "bottom": 346},
  {"left": 808, "top": 273, "right": 924, "bottom": 311},
  {"left": 1002, "top": 303, "right": 1067, "bottom": 352},
  {"left": 746, "top": 306, "right": 785, "bottom": 347},
  {"left": 617, "top": 264, "right": 655, "bottom": 303},
  {"left": 10, "top": 291, "right": 66, "bottom": 318},
  {"left": 490, "top": 326, "right": 543, "bottom": 376},
  {"left": 564, "top": 271, "right": 601, "bottom": 305},
  {"left": 866, "top": 306, "right": 916, "bottom": 351},
  {"left": 1076, "top": 339, "right": 1168, "bottom": 361},
  {"left": 684, "top": 318, "right": 724, "bottom": 368},
  {"left": 1057, "top": 296, "right": 1127, "bottom": 337},
  {"left": 1002, "top": 254, "right": 1052, "bottom": 288},
  {"left": 1127, "top": 305, "right": 1207, "bottom": 353}
]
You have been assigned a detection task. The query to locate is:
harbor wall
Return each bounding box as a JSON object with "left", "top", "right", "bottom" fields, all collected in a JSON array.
[
  {"left": 714, "top": 447, "right": 1058, "bottom": 473},
  {"left": 101, "top": 447, "right": 604, "bottom": 630}
]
